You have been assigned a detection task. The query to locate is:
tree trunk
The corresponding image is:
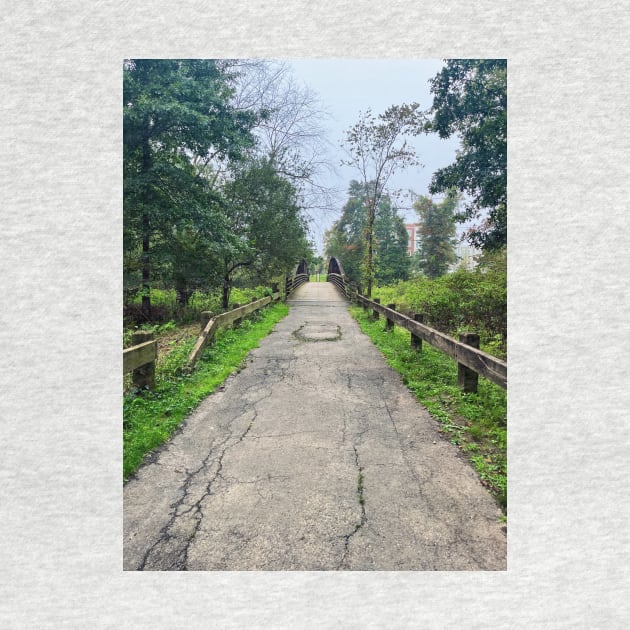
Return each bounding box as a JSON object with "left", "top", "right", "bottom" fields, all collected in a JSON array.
[
  {"left": 140, "top": 137, "right": 152, "bottom": 320},
  {"left": 175, "top": 276, "right": 191, "bottom": 306},
  {"left": 366, "top": 230, "right": 374, "bottom": 297},
  {"left": 141, "top": 211, "right": 151, "bottom": 319},
  {"left": 365, "top": 200, "right": 375, "bottom": 298},
  {"left": 222, "top": 274, "right": 231, "bottom": 310}
]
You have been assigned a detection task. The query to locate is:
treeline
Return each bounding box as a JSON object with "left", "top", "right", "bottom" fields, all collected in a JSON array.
[
  {"left": 124, "top": 59, "right": 322, "bottom": 323},
  {"left": 327, "top": 59, "right": 507, "bottom": 292},
  {"left": 325, "top": 181, "right": 411, "bottom": 286},
  {"left": 325, "top": 183, "right": 467, "bottom": 285}
]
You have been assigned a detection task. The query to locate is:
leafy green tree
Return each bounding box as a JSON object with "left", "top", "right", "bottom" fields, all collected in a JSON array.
[
  {"left": 341, "top": 104, "right": 424, "bottom": 295},
  {"left": 374, "top": 197, "right": 410, "bottom": 285},
  {"left": 427, "top": 59, "right": 506, "bottom": 251},
  {"left": 324, "top": 181, "right": 366, "bottom": 284},
  {"left": 414, "top": 193, "right": 458, "bottom": 278},
  {"left": 123, "top": 59, "right": 256, "bottom": 316},
  {"left": 325, "top": 181, "right": 409, "bottom": 287},
  {"left": 218, "top": 158, "right": 310, "bottom": 308}
]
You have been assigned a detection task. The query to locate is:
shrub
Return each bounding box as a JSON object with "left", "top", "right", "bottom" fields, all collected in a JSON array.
[{"left": 373, "top": 260, "right": 506, "bottom": 358}]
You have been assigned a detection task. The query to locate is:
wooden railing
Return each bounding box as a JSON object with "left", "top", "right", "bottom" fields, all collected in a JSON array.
[
  {"left": 187, "top": 293, "right": 281, "bottom": 369},
  {"left": 123, "top": 336, "right": 158, "bottom": 389},
  {"left": 285, "top": 273, "right": 309, "bottom": 296},
  {"left": 123, "top": 292, "right": 281, "bottom": 389},
  {"left": 327, "top": 272, "right": 347, "bottom": 297},
  {"left": 353, "top": 292, "right": 507, "bottom": 392}
]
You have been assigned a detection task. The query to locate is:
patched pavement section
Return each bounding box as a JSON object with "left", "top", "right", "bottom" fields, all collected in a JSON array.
[{"left": 123, "top": 282, "right": 506, "bottom": 570}]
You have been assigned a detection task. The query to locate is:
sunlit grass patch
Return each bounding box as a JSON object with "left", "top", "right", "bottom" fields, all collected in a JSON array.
[{"left": 123, "top": 302, "right": 288, "bottom": 480}]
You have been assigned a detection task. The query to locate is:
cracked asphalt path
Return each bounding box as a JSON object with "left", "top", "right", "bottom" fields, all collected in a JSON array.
[{"left": 123, "top": 282, "right": 506, "bottom": 571}]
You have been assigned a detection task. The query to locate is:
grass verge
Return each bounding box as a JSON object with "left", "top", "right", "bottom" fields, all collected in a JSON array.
[
  {"left": 349, "top": 306, "right": 507, "bottom": 514},
  {"left": 123, "top": 302, "right": 289, "bottom": 480}
]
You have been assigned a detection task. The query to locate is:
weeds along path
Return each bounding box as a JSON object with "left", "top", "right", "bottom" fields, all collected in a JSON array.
[{"left": 123, "top": 282, "right": 506, "bottom": 571}]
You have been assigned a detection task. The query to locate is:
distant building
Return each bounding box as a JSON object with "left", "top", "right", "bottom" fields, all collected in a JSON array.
[
  {"left": 405, "top": 223, "right": 419, "bottom": 255},
  {"left": 406, "top": 222, "right": 479, "bottom": 270},
  {"left": 451, "top": 241, "right": 479, "bottom": 271}
]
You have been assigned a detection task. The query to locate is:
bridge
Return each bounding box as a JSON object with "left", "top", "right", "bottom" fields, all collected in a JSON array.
[{"left": 123, "top": 258, "right": 506, "bottom": 570}]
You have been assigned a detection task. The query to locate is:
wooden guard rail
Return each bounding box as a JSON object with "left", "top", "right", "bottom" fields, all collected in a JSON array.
[
  {"left": 123, "top": 338, "right": 158, "bottom": 389},
  {"left": 123, "top": 292, "right": 281, "bottom": 389},
  {"left": 285, "top": 272, "right": 309, "bottom": 296},
  {"left": 327, "top": 272, "right": 347, "bottom": 297},
  {"left": 187, "top": 293, "right": 281, "bottom": 369},
  {"left": 354, "top": 293, "right": 507, "bottom": 391}
]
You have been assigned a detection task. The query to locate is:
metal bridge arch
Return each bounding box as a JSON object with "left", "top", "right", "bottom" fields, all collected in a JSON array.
[
  {"left": 294, "top": 259, "right": 309, "bottom": 276},
  {"left": 285, "top": 259, "right": 309, "bottom": 296},
  {"left": 326, "top": 257, "right": 348, "bottom": 297},
  {"left": 327, "top": 257, "right": 345, "bottom": 277}
]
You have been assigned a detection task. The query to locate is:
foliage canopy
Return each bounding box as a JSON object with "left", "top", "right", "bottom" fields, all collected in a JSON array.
[
  {"left": 413, "top": 192, "right": 458, "bottom": 278},
  {"left": 123, "top": 59, "right": 314, "bottom": 319},
  {"left": 427, "top": 59, "right": 507, "bottom": 251},
  {"left": 325, "top": 180, "right": 409, "bottom": 287}
]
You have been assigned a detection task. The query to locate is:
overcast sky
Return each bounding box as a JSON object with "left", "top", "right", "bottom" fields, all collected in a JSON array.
[{"left": 282, "top": 59, "right": 461, "bottom": 253}]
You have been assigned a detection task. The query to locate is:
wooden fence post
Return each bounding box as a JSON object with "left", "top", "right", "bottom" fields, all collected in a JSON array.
[
  {"left": 411, "top": 313, "right": 424, "bottom": 351},
  {"left": 232, "top": 303, "right": 242, "bottom": 326},
  {"left": 386, "top": 304, "right": 396, "bottom": 330},
  {"left": 200, "top": 311, "right": 213, "bottom": 331},
  {"left": 372, "top": 298, "right": 380, "bottom": 320},
  {"left": 458, "top": 332, "right": 480, "bottom": 393},
  {"left": 130, "top": 331, "right": 155, "bottom": 390}
]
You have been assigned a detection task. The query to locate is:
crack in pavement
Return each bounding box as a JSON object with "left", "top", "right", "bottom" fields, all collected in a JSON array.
[
  {"left": 381, "top": 396, "right": 426, "bottom": 492},
  {"left": 135, "top": 359, "right": 285, "bottom": 571},
  {"left": 338, "top": 445, "right": 368, "bottom": 569}
]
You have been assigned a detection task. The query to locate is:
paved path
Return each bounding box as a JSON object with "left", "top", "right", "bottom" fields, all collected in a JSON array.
[{"left": 123, "top": 282, "right": 506, "bottom": 570}]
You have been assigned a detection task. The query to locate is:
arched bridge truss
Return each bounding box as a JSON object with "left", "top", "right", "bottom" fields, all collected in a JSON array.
[{"left": 284, "top": 257, "right": 354, "bottom": 299}]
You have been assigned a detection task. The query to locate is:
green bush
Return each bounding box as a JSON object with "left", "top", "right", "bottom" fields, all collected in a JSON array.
[{"left": 373, "top": 255, "right": 506, "bottom": 359}]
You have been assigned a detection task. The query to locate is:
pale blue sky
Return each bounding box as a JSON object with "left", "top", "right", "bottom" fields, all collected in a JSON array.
[{"left": 284, "top": 59, "right": 461, "bottom": 252}]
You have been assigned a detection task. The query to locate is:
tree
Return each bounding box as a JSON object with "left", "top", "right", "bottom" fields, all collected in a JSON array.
[
  {"left": 374, "top": 197, "right": 410, "bottom": 285},
  {"left": 123, "top": 59, "right": 256, "bottom": 316},
  {"left": 217, "top": 158, "right": 310, "bottom": 308},
  {"left": 414, "top": 192, "right": 458, "bottom": 278},
  {"left": 341, "top": 104, "right": 424, "bottom": 296},
  {"left": 426, "top": 59, "right": 507, "bottom": 251},
  {"left": 324, "top": 181, "right": 366, "bottom": 283},
  {"left": 325, "top": 181, "right": 409, "bottom": 287},
  {"left": 229, "top": 60, "right": 337, "bottom": 223}
]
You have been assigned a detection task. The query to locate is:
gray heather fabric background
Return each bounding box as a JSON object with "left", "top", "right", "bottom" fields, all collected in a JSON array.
[{"left": 1, "top": 1, "right": 629, "bottom": 627}]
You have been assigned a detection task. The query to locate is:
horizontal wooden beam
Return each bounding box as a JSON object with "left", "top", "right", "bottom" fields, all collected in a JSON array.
[
  {"left": 288, "top": 273, "right": 309, "bottom": 294},
  {"left": 187, "top": 295, "right": 274, "bottom": 369},
  {"left": 215, "top": 295, "right": 272, "bottom": 327},
  {"left": 356, "top": 294, "right": 507, "bottom": 389},
  {"left": 123, "top": 340, "right": 157, "bottom": 374},
  {"left": 327, "top": 273, "right": 346, "bottom": 295}
]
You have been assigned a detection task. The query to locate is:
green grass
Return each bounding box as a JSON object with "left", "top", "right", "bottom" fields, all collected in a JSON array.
[
  {"left": 349, "top": 306, "right": 507, "bottom": 513},
  {"left": 123, "top": 302, "right": 289, "bottom": 480}
]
